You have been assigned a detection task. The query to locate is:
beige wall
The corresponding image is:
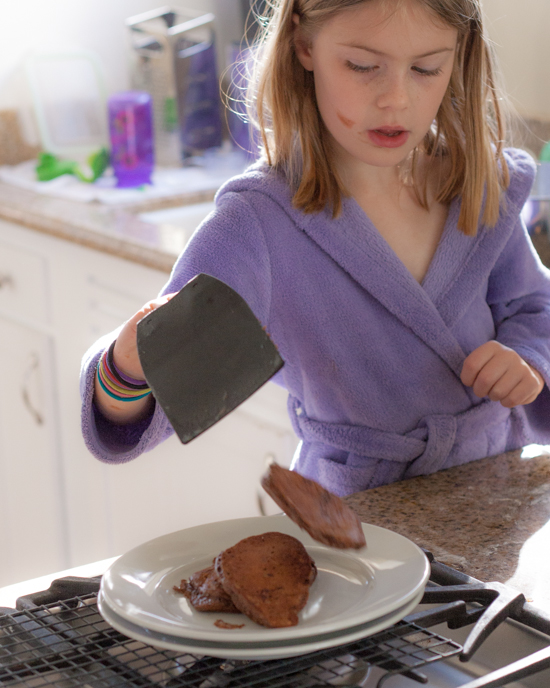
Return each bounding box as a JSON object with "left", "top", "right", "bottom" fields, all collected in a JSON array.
[
  {"left": 0, "top": 1, "right": 206, "bottom": 105},
  {"left": 483, "top": 0, "right": 550, "bottom": 120},
  {"left": 0, "top": 0, "right": 245, "bottom": 106},
  {"left": 0, "top": 0, "right": 549, "bottom": 143},
  {"left": 0, "top": 0, "right": 245, "bottom": 146}
]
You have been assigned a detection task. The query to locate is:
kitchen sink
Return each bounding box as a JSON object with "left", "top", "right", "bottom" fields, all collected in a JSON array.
[{"left": 139, "top": 201, "right": 216, "bottom": 245}]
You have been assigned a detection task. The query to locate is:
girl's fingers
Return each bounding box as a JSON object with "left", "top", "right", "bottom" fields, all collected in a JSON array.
[
  {"left": 485, "top": 366, "right": 523, "bottom": 402},
  {"left": 499, "top": 375, "right": 542, "bottom": 408},
  {"left": 133, "top": 293, "right": 177, "bottom": 327},
  {"left": 528, "top": 365, "right": 545, "bottom": 395},
  {"left": 460, "top": 341, "right": 500, "bottom": 387},
  {"left": 516, "top": 366, "right": 545, "bottom": 406},
  {"left": 469, "top": 355, "right": 511, "bottom": 399},
  {"left": 461, "top": 341, "right": 545, "bottom": 407},
  {"left": 113, "top": 293, "right": 178, "bottom": 380},
  {"left": 473, "top": 359, "right": 543, "bottom": 407}
]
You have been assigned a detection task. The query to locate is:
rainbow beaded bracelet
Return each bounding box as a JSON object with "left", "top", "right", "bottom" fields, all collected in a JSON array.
[{"left": 97, "top": 340, "right": 151, "bottom": 402}]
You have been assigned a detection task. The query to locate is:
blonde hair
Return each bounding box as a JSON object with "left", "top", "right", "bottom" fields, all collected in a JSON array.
[{"left": 242, "top": 0, "right": 509, "bottom": 236}]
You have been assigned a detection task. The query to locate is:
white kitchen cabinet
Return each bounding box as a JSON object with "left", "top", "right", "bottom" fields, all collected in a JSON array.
[
  {"left": 0, "top": 218, "right": 298, "bottom": 579},
  {"left": 0, "top": 321, "right": 68, "bottom": 587},
  {"left": 0, "top": 240, "right": 67, "bottom": 587}
]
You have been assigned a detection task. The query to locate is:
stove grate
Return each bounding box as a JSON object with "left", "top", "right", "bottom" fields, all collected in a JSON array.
[{"left": 0, "top": 594, "right": 461, "bottom": 687}]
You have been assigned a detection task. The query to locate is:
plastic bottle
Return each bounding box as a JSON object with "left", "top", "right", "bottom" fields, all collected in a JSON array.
[{"left": 108, "top": 91, "right": 154, "bottom": 187}]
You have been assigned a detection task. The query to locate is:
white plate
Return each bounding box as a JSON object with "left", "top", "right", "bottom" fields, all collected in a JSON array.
[
  {"left": 98, "top": 588, "right": 424, "bottom": 660},
  {"left": 100, "top": 515, "right": 429, "bottom": 644}
]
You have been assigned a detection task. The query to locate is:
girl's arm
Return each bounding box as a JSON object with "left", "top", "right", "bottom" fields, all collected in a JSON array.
[
  {"left": 93, "top": 294, "right": 174, "bottom": 424},
  {"left": 480, "top": 173, "right": 550, "bottom": 407},
  {"left": 457, "top": 150, "right": 549, "bottom": 409},
  {"left": 80, "top": 186, "right": 274, "bottom": 464}
]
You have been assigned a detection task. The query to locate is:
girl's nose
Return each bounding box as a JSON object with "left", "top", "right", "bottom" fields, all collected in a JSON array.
[{"left": 375, "top": 74, "right": 410, "bottom": 110}]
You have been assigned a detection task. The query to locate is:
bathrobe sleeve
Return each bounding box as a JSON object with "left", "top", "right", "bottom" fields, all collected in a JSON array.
[
  {"left": 487, "top": 151, "right": 550, "bottom": 429},
  {"left": 80, "top": 189, "right": 274, "bottom": 464}
]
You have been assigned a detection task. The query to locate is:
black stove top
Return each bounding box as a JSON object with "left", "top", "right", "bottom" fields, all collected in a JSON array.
[{"left": 1, "top": 554, "right": 549, "bottom": 688}]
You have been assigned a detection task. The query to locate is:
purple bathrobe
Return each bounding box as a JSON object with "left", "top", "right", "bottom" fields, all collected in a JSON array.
[{"left": 80, "top": 148, "right": 550, "bottom": 496}]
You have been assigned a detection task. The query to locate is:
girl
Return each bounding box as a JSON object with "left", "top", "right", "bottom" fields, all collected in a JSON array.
[{"left": 81, "top": 0, "right": 550, "bottom": 497}]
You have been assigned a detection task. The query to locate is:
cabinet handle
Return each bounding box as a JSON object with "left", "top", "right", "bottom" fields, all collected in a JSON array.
[
  {"left": 21, "top": 352, "right": 44, "bottom": 426},
  {"left": 0, "top": 274, "right": 14, "bottom": 289},
  {"left": 257, "top": 453, "right": 277, "bottom": 516},
  {"left": 257, "top": 491, "right": 267, "bottom": 517}
]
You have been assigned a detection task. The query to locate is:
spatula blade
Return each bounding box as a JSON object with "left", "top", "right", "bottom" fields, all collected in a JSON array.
[{"left": 136, "top": 273, "right": 284, "bottom": 443}]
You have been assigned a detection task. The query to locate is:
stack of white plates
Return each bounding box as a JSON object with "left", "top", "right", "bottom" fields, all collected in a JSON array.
[{"left": 98, "top": 515, "right": 429, "bottom": 660}]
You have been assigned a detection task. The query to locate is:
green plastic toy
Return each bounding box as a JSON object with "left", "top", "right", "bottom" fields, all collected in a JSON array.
[{"left": 36, "top": 148, "right": 110, "bottom": 183}]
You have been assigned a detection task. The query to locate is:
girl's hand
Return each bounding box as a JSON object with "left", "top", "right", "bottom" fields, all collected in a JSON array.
[
  {"left": 460, "top": 340, "right": 544, "bottom": 408},
  {"left": 112, "top": 293, "right": 176, "bottom": 380},
  {"left": 94, "top": 294, "right": 176, "bottom": 423}
]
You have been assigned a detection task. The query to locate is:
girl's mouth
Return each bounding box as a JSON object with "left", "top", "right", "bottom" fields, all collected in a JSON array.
[{"left": 367, "top": 128, "right": 410, "bottom": 148}]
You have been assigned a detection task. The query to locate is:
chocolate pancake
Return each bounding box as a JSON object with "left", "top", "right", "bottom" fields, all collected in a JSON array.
[
  {"left": 261, "top": 463, "right": 366, "bottom": 549},
  {"left": 174, "top": 563, "right": 240, "bottom": 613},
  {"left": 215, "top": 532, "right": 317, "bottom": 628}
]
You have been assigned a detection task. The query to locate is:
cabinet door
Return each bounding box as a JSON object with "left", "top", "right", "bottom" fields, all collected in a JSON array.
[
  {"left": 51, "top": 246, "right": 172, "bottom": 568},
  {"left": 0, "top": 319, "right": 67, "bottom": 587}
]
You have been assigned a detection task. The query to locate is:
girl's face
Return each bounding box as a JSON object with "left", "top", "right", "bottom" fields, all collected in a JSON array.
[{"left": 294, "top": 0, "right": 458, "bottom": 175}]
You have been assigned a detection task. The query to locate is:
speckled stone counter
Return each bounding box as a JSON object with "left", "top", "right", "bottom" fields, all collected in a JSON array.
[
  {"left": 0, "top": 180, "right": 215, "bottom": 273},
  {"left": 344, "top": 447, "right": 550, "bottom": 613}
]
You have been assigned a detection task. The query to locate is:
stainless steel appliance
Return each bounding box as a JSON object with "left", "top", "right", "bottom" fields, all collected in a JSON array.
[
  {"left": 127, "top": 8, "right": 223, "bottom": 167},
  {"left": 2, "top": 551, "right": 549, "bottom": 687}
]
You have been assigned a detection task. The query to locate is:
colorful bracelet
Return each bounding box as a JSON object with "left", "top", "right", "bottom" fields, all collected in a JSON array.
[{"left": 97, "top": 340, "right": 152, "bottom": 402}]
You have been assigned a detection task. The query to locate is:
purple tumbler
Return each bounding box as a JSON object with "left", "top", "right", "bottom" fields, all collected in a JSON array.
[{"left": 108, "top": 91, "right": 154, "bottom": 187}]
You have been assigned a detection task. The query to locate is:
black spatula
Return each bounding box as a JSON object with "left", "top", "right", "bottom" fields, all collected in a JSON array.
[{"left": 136, "top": 273, "right": 284, "bottom": 443}]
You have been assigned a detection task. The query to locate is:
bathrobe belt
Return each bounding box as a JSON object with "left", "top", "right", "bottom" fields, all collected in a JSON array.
[{"left": 288, "top": 397, "right": 511, "bottom": 478}]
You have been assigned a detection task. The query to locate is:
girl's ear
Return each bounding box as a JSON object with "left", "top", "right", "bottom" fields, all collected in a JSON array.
[{"left": 292, "top": 13, "right": 314, "bottom": 71}]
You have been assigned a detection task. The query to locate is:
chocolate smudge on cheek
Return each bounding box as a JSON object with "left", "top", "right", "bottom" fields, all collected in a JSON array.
[{"left": 337, "top": 111, "right": 354, "bottom": 129}]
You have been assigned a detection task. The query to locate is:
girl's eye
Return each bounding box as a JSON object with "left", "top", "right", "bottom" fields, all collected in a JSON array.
[
  {"left": 412, "top": 66, "right": 443, "bottom": 77},
  {"left": 345, "top": 60, "right": 376, "bottom": 74}
]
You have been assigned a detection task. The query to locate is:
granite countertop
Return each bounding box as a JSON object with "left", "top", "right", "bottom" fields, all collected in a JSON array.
[
  {"left": 0, "top": 179, "right": 216, "bottom": 273},
  {"left": 344, "top": 446, "right": 550, "bottom": 614},
  {"left": 1, "top": 448, "right": 548, "bottom": 616}
]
